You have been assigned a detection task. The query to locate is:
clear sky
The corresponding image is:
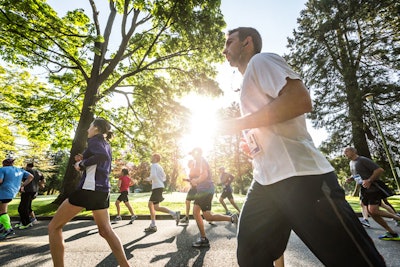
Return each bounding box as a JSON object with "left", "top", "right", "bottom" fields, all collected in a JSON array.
[{"left": 220, "top": 0, "right": 308, "bottom": 55}]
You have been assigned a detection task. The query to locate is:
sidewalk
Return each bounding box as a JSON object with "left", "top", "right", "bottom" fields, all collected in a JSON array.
[{"left": 1, "top": 217, "right": 399, "bottom": 266}]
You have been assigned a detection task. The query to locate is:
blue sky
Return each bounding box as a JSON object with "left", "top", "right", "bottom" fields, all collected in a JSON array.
[{"left": 221, "top": 0, "right": 307, "bottom": 55}]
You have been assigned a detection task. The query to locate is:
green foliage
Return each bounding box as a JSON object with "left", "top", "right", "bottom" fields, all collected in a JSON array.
[
  {"left": 0, "top": 0, "right": 227, "bottom": 200},
  {"left": 0, "top": 117, "right": 15, "bottom": 159},
  {"left": 286, "top": 0, "right": 400, "bottom": 161}
]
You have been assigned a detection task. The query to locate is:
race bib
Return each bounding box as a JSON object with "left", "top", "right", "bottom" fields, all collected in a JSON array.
[
  {"left": 353, "top": 174, "right": 363, "bottom": 185},
  {"left": 242, "top": 129, "right": 262, "bottom": 157}
]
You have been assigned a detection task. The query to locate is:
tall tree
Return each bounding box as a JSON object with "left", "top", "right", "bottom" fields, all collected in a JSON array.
[
  {"left": 0, "top": 0, "right": 226, "bottom": 203},
  {"left": 286, "top": 0, "right": 400, "bottom": 162}
]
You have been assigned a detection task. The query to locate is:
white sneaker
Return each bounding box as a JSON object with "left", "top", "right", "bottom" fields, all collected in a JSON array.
[
  {"left": 112, "top": 216, "right": 122, "bottom": 224},
  {"left": 231, "top": 213, "right": 239, "bottom": 226},
  {"left": 129, "top": 215, "right": 138, "bottom": 224}
]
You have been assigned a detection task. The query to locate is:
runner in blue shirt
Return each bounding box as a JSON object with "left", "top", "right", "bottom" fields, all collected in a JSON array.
[{"left": 0, "top": 158, "right": 34, "bottom": 239}]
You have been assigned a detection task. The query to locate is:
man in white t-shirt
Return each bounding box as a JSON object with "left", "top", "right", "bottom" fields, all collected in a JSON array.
[
  {"left": 220, "top": 27, "right": 385, "bottom": 266},
  {"left": 144, "top": 154, "right": 180, "bottom": 232}
]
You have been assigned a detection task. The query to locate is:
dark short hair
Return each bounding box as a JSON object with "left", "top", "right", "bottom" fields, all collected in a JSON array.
[
  {"left": 228, "top": 27, "right": 262, "bottom": 54},
  {"left": 121, "top": 168, "right": 129, "bottom": 175},
  {"left": 27, "top": 163, "right": 34, "bottom": 168}
]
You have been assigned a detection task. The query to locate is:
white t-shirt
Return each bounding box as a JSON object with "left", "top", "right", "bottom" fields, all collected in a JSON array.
[
  {"left": 240, "top": 53, "right": 334, "bottom": 185},
  {"left": 148, "top": 163, "right": 166, "bottom": 189}
]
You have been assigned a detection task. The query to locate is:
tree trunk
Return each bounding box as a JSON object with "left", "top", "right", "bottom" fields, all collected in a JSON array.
[
  {"left": 53, "top": 83, "right": 99, "bottom": 205},
  {"left": 344, "top": 71, "right": 371, "bottom": 158}
]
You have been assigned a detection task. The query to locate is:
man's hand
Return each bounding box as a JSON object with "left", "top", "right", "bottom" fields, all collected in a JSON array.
[
  {"left": 362, "top": 179, "right": 372, "bottom": 189},
  {"left": 74, "top": 161, "right": 82, "bottom": 171},
  {"left": 190, "top": 179, "right": 197, "bottom": 187},
  {"left": 74, "top": 154, "right": 83, "bottom": 162}
]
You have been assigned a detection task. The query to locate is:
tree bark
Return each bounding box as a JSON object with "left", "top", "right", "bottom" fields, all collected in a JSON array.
[{"left": 53, "top": 83, "right": 99, "bottom": 205}]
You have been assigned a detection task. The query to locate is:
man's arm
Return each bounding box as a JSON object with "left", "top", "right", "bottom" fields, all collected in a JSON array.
[
  {"left": 20, "top": 173, "right": 34, "bottom": 192},
  {"left": 227, "top": 174, "right": 234, "bottom": 185},
  {"left": 220, "top": 79, "right": 312, "bottom": 134},
  {"left": 362, "top": 167, "right": 384, "bottom": 189}
]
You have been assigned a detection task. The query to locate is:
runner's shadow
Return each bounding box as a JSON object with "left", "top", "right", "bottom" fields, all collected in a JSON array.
[
  {"left": 148, "top": 227, "right": 210, "bottom": 267},
  {"left": 95, "top": 235, "right": 176, "bottom": 266}
]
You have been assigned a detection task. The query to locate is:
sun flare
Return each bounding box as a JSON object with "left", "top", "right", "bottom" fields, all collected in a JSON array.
[{"left": 179, "top": 94, "right": 221, "bottom": 159}]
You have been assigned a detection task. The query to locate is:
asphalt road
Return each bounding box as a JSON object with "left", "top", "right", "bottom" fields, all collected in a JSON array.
[{"left": 0, "top": 217, "right": 399, "bottom": 266}]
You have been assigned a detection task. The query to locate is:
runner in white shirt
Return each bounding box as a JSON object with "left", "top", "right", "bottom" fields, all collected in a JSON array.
[
  {"left": 144, "top": 153, "right": 180, "bottom": 232},
  {"left": 220, "top": 27, "right": 385, "bottom": 267}
]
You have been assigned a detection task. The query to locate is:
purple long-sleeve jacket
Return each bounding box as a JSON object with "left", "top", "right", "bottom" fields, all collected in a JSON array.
[{"left": 77, "top": 134, "right": 111, "bottom": 192}]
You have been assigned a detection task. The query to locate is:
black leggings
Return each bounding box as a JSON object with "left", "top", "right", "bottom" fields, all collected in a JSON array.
[{"left": 18, "top": 192, "right": 36, "bottom": 225}]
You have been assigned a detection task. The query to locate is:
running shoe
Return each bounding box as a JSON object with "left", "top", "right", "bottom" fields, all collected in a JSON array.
[
  {"left": 0, "top": 228, "right": 15, "bottom": 240},
  {"left": 174, "top": 211, "right": 181, "bottom": 226},
  {"left": 144, "top": 225, "right": 157, "bottom": 232},
  {"left": 14, "top": 222, "right": 22, "bottom": 228},
  {"left": 18, "top": 223, "right": 33, "bottom": 230},
  {"left": 30, "top": 217, "right": 38, "bottom": 224},
  {"left": 231, "top": 213, "right": 239, "bottom": 225},
  {"left": 378, "top": 232, "right": 400, "bottom": 241},
  {"left": 112, "top": 216, "right": 122, "bottom": 224},
  {"left": 360, "top": 218, "right": 370, "bottom": 227},
  {"left": 225, "top": 210, "right": 232, "bottom": 215},
  {"left": 179, "top": 216, "right": 189, "bottom": 224},
  {"left": 0, "top": 224, "right": 4, "bottom": 234},
  {"left": 192, "top": 237, "right": 210, "bottom": 248},
  {"left": 129, "top": 215, "right": 138, "bottom": 224}
]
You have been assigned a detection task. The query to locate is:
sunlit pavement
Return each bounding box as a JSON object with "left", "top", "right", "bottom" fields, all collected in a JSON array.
[{"left": 1, "top": 217, "right": 399, "bottom": 266}]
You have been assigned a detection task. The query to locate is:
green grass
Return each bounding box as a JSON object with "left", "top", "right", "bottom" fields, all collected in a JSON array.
[
  {"left": 7, "top": 193, "right": 400, "bottom": 217},
  {"left": 7, "top": 192, "right": 247, "bottom": 217}
]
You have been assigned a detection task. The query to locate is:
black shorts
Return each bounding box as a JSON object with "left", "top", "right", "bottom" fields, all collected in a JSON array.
[
  {"left": 220, "top": 189, "right": 233, "bottom": 200},
  {"left": 360, "top": 181, "right": 392, "bottom": 206},
  {"left": 194, "top": 191, "right": 213, "bottom": 211},
  {"left": 68, "top": 189, "right": 110, "bottom": 211},
  {"left": 186, "top": 187, "right": 197, "bottom": 201},
  {"left": 0, "top": 199, "right": 12, "bottom": 203},
  {"left": 149, "top": 188, "right": 164, "bottom": 204},
  {"left": 360, "top": 191, "right": 383, "bottom": 206},
  {"left": 117, "top": 191, "right": 129, "bottom": 202}
]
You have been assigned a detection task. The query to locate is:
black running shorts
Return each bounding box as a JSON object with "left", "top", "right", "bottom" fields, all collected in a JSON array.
[{"left": 68, "top": 189, "right": 110, "bottom": 211}]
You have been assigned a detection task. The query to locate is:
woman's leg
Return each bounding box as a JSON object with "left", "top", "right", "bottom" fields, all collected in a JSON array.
[
  {"left": 115, "top": 200, "right": 121, "bottom": 216},
  {"left": 92, "top": 208, "right": 130, "bottom": 267},
  {"left": 48, "top": 199, "right": 83, "bottom": 267},
  {"left": 124, "top": 201, "right": 135, "bottom": 216}
]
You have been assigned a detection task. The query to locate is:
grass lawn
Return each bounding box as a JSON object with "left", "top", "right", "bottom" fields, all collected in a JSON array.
[{"left": 7, "top": 193, "right": 400, "bottom": 218}]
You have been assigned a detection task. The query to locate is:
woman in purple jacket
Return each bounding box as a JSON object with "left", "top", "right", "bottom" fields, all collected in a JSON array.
[{"left": 48, "top": 118, "right": 130, "bottom": 267}]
